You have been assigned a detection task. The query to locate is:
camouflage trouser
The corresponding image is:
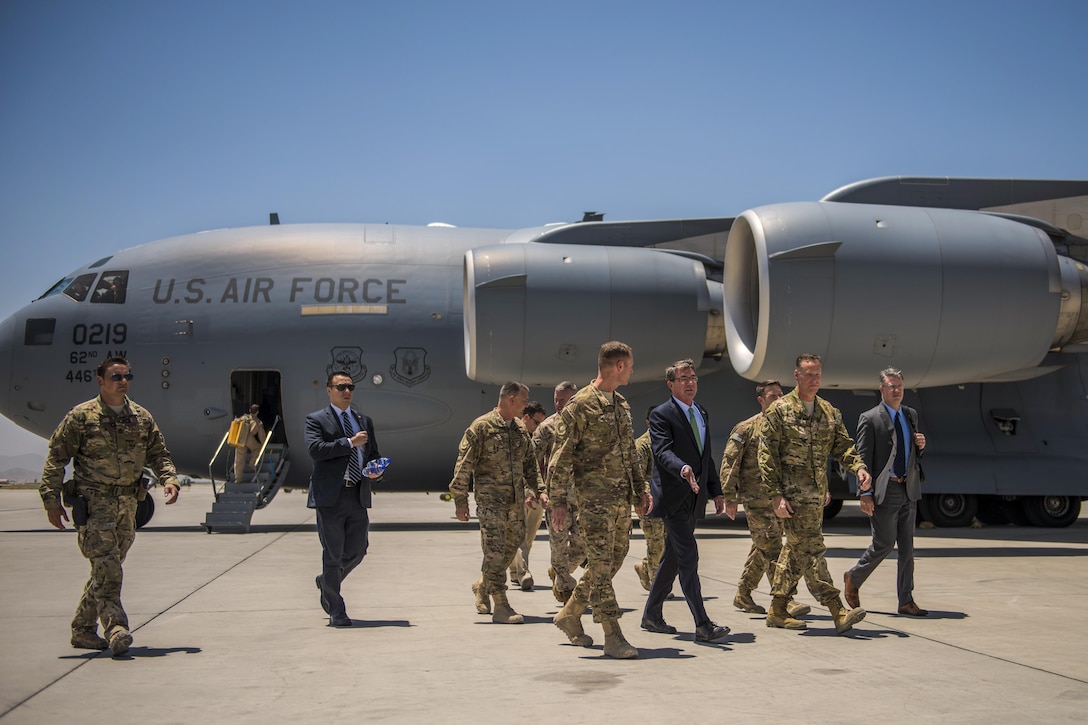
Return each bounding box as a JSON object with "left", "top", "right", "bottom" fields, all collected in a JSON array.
[
  {"left": 770, "top": 503, "right": 840, "bottom": 605},
  {"left": 638, "top": 512, "right": 666, "bottom": 574},
  {"left": 570, "top": 500, "right": 630, "bottom": 623},
  {"left": 738, "top": 497, "right": 784, "bottom": 593},
  {"left": 72, "top": 486, "right": 138, "bottom": 639},
  {"left": 510, "top": 500, "right": 545, "bottom": 579},
  {"left": 546, "top": 501, "right": 585, "bottom": 594},
  {"left": 475, "top": 489, "right": 524, "bottom": 595}
]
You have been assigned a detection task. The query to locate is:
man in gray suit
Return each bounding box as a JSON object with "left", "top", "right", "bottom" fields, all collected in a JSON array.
[{"left": 844, "top": 367, "right": 928, "bottom": 617}]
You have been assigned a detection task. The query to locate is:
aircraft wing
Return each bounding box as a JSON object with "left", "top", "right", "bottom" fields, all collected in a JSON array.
[
  {"left": 821, "top": 176, "right": 1088, "bottom": 218},
  {"left": 522, "top": 217, "right": 734, "bottom": 247}
]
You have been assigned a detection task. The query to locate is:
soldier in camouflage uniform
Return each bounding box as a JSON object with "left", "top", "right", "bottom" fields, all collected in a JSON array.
[
  {"left": 721, "top": 380, "right": 810, "bottom": 618},
  {"left": 633, "top": 407, "right": 666, "bottom": 592},
  {"left": 549, "top": 342, "right": 652, "bottom": 659},
  {"left": 508, "top": 400, "right": 548, "bottom": 591},
  {"left": 758, "top": 353, "right": 871, "bottom": 634},
  {"left": 533, "top": 381, "right": 583, "bottom": 603},
  {"left": 450, "top": 382, "right": 544, "bottom": 624},
  {"left": 40, "top": 357, "right": 181, "bottom": 656}
]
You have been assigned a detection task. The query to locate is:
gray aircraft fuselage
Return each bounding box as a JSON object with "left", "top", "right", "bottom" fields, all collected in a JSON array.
[{"left": 1, "top": 176, "right": 1086, "bottom": 527}]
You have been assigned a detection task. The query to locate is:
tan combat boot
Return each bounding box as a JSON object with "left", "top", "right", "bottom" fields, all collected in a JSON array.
[
  {"left": 766, "top": 595, "right": 807, "bottom": 629},
  {"left": 634, "top": 562, "right": 653, "bottom": 591},
  {"left": 471, "top": 577, "right": 491, "bottom": 615},
  {"left": 786, "top": 599, "right": 812, "bottom": 617},
  {"left": 553, "top": 597, "right": 592, "bottom": 646},
  {"left": 491, "top": 590, "right": 524, "bottom": 624},
  {"left": 601, "top": 618, "right": 638, "bottom": 659},
  {"left": 828, "top": 598, "right": 866, "bottom": 635},
  {"left": 733, "top": 589, "right": 766, "bottom": 614}
]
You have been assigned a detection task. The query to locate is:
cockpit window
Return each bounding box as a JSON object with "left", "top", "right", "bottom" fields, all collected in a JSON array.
[
  {"left": 90, "top": 271, "right": 128, "bottom": 304},
  {"left": 63, "top": 273, "right": 98, "bottom": 302}
]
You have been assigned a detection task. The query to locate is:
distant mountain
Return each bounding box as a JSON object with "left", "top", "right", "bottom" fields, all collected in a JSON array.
[{"left": 0, "top": 453, "right": 45, "bottom": 482}]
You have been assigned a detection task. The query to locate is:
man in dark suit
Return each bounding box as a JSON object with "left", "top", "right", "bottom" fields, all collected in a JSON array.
[
  {"left": 844, "top": 367, "right": 928, "bottom": 617},
  {"left": 641, "top": 359, "right": 729, "bottom": 643},
  {"left": 306, "top": 370, "right": 384, "bottom": 627}
]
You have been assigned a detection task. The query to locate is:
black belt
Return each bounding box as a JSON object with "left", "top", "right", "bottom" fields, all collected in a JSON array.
[{"left": 889, "top": 476, "right": 907, "bottom": 483}]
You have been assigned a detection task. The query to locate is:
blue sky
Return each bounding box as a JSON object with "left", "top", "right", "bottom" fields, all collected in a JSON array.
[{"left": 1, "top": 0, "right": 1084, "bottom": 456}]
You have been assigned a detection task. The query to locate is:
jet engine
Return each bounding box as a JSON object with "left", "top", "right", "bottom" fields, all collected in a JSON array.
[
  {"left": 724, "top": 202, "right": 1088, "bottom": 388},
  {"left": 464, "top": 243, "right": 725, "bottom": 385}
]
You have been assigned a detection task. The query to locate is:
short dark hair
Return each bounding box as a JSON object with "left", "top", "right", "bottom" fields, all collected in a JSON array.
[
  {"left": 523, "top": 400, "right": 547, "bottom": 419},
  {"left": 598, "top": 341, "right": 632, "bottom": 369},
  {"left": 664, "top": 358, "right": 696, "bottom": 383},
  {"left": 97, "top": 356, "right": 129, "bottom": 378},
  {"left": 879, "top": 367, "right": 904, "bottom": 385},
  {"left": 326, "top": 370, "right": 353, "bottom": 387},
  {"left": 795, "top": 353, "right": 821, "bottom": 369},
  {"left": 755, "top": 380, "right": 781, "bottom": 397}
]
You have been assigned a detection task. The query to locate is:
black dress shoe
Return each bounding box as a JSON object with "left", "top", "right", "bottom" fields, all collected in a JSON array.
[
  {"left": 329, "top": 614, "right": 352, "bottom": 627},
  {"left": 694, "top": 622, "right": 730, "bottom": 642},
  {"left": 641, "top": 617, "right": 677, "bottom": 634},
  {"left": 316, "top": 575, "right": 330, "bottom": 614}
]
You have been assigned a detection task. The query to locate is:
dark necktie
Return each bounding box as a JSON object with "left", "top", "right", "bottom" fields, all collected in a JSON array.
[
  {"left": 688, "top": 407, "right": 703, "bottom": 453},
  {"left": 341, "top": 411, "right": 363, "bottom": 482},
  {"left": 893, "top": 411, "right": 907, "bottom": 478}
]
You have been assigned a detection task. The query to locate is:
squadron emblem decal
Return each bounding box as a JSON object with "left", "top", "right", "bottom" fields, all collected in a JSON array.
[
  {"left": 390, "top": 347, "right": 431, "bottom": 387},
  {"left": 327, "top": 346, "right": 366, "bottom": 381}
]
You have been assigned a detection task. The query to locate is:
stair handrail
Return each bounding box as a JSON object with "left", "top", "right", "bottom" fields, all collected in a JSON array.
[
  {"left": 252, "top": 415, "right": 282, "bottom": 498},
  {"left": 208, "top": 430, "right": 233, "bottom": 501}
]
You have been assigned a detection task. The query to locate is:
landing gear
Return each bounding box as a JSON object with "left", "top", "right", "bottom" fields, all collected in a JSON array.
[
  {"left": 1021, "top": 496, "right": 1081, "bottom": 527},
  {"left": 822, "top": 498, "right": 844, "bottom": 520},
  {"left": 135, "top": 495, "right": 155, "bottom": 528},
  {"left": 918, "top": 493, "right": 977, "bottom": 528}
]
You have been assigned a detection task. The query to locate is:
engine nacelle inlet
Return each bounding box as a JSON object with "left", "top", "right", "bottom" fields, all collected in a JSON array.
[{"left": 723, "top": 201, "right": 1087, "bottom": 388}]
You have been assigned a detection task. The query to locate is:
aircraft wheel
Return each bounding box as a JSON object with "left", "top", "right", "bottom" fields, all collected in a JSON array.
[
  {"left": 135, "top": 495, "right": 155, "bottom": 528},
  {"left": 822, "top": 498, "right": 844, "bottom": 520},
  {"left": 919, "top": 493, "right": 977, "bottom": 527},
  {"left": 974, "top": 496, "right": 1010, "bottom": 526},
  {"left": 1022, "top": 496, "right": 1081, "bottom": 528}
]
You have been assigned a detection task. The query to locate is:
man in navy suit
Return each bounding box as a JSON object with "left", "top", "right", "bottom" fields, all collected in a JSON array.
[
  {"left": 844, "top": 367, "right": 928, "bottom": 617},
  {"left": 306, "top": 370, "right": 384, "bottom": 627},
  {"left": 641, "top": 358, "right": 729, "bottom": 643}
]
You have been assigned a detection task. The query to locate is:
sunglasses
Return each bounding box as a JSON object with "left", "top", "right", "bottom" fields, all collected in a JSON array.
[
  {"left": 108, "top": 373, "right": 135, "bottom": 381},
  {"left": 333, "top": 383, "right": 356, "bottom": 391}
]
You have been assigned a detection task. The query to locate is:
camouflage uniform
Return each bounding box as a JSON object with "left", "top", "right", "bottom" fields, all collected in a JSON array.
[
  {"left": 634, "top": 430, "right": 665, "bottom": 586},
  {"left": 758, "top": 389, "right": 865, "bottom": 605},
  {"left": 535, "top": 412, "right": 584, "bottom": 597},
  {"left": 549, "top": 384, "right": 648, "bottom": 622},
  {"left": 721, "top": 411, "right": 783, "bottom": 594},
  {"left": 449, "top": 410, "right": 542, "bottom": 595},
  {"left": 40, "top": 395, "right": 179, "bottom": 643}
]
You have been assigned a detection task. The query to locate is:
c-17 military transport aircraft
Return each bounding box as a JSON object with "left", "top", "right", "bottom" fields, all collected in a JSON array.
[{"left": 1, "top": 176, "right": 1086, "bottom": 531}]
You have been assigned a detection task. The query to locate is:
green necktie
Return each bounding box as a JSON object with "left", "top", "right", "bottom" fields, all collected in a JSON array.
[{"left": 688, "top": 406, "right": 703, "bottom": 453}]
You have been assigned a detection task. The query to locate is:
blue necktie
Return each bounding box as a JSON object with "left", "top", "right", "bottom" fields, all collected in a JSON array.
[
  {"left": 341, "top": 411, "right": 363, "bottom": 482},
  {"left": 893, "top": 411, "right": 907, "bottom": 478},
  {"left": 688, "top": 407, "right": 703, "bottom": 453}
]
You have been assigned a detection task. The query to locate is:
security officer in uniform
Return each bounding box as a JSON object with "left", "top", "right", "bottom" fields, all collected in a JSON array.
[
  {"left": 758, "top": 353, "right": 870, "bottom": 634},
  {"left": 40, "top": 356, "right": 181, "bottom": 656},
  {"left": 634, "top": 407, "right": 666, "bottom": 592},
  {"left": 450, "top": 381, "right": 544, "bottom": 624},
  {"left": 549, "top": 342, "right": 652, "bottom": 659},
  {"left": 533, "top": 381, "right": 582, "bottom": 603},
  {"left": 721, "top": 380, "right": 811, "bottom": 618}
]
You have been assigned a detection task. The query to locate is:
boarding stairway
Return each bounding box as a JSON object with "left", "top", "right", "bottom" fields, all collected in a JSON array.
[{"left": 203, "top": 416, "right": 291, "bottom": 533}]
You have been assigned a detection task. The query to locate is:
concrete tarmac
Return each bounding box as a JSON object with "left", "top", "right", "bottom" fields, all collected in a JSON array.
[{"left": 1, "top": 486, "right": 1086, "bottom": 724}]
